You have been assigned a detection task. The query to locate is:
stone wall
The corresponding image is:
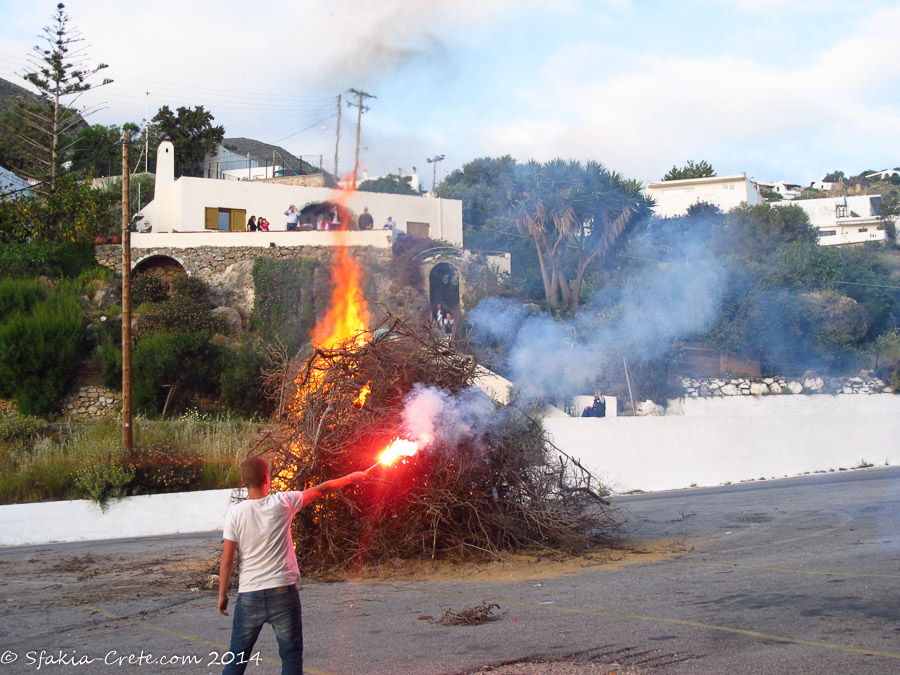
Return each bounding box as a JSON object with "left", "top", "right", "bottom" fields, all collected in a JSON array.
[
  {"left": 61, "top": 386, "right": 120, "bottom": 419},
  {"left": 680, "top": 373, "right": 892, "bottom": 397},
  {"left": 95, "top": 244, "right": 390, "bottom": 277}
]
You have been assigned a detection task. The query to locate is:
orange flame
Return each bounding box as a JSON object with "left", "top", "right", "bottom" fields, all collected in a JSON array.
[
  {"left": 311, "top": 184, "right": 370, "bottom": 349},
  {"left": 278, "top": 183, "right": 370, "bottom": 492},
  {"left": 377, "top": 438, "right": 420, "bottom": 467},
  {"left": 352, "top": 381, "right": 372, "bottom": 408}
]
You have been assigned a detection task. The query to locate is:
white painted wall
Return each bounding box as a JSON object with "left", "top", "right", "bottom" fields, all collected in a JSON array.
[
  {"left": 645, "top": 174, "right": 762, "bottom": 218},
  {"left": 0, "top": 489, "right": 233, "bottom": 546},
  {"left": 142, "top": 177, "right": 463, "bottom": 246},
  {"left": 544, "top": 394, "right": 899, "bottom": 493}
]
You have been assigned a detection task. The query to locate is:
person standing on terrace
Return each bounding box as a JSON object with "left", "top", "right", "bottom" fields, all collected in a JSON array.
[{"left": 284, "top": 205, "right": 300, "bottom": 231}]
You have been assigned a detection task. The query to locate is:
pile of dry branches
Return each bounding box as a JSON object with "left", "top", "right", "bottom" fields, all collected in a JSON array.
[{"left": 259, "top": 317, "right": 623, "bottom": 576}]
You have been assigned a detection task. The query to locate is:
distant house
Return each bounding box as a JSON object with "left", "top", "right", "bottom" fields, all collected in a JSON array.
[
  {"left": 776, "top": 195, "right": 888, "bottom": 246},
  {"left": 756, "top": 180, "right": 802, "bottom": 200},
  {"left": 0, "top": 164, "right": 31, "bottom": 199},
  {"left": 644, "top": 173, "right": 762, "bottom": 218},
  {"left": 865, "top": 168, "right": 900, "bottom": 181}
]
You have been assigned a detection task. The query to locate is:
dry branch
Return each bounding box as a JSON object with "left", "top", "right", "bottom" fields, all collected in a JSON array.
[{"left": 256, "top": 315, "right": 624, "bottom": 576}]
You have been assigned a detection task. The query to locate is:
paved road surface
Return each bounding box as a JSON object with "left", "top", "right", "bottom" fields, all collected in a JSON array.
[{"left": 0, "top": 466, "right": 897, "bottom": 674}]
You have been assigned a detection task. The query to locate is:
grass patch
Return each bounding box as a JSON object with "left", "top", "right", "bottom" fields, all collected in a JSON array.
[{"left": 0, "top": 413, "right": 267, "bottom": 504}]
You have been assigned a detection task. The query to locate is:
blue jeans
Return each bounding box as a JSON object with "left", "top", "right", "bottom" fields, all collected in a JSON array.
[{"left": 223, "top": 586, "right": 303, "bottom": 675}]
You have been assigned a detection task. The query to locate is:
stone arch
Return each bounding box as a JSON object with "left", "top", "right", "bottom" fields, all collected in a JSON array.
[
  {"left": 427, "top": 262, "right": 461, "bottom": 315},
  {"left": 131, "top": 254, "right": 188, "bottom": 289},
  {"left": 299, "top": 201, "right": 358, "bottom": 229}
]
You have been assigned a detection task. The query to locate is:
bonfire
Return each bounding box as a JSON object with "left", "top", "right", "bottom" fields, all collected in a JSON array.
[{"left": 252, "top": 190, "right": 622, "bottom": 575}]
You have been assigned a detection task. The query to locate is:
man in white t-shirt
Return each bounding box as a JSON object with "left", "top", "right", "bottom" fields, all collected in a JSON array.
[{"left": 218, "top": 456, "right": 367, "bottom": 674}]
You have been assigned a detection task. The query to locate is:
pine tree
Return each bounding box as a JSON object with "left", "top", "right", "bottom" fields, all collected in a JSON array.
[{"left": 17, "top": 2, "right": 112, "bottom": 191}]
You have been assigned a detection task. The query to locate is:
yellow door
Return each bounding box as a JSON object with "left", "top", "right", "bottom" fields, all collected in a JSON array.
[
  {"left": 230, "top": 209, "right": 246, "bottom": 231},
  {"left": 204, "top": 207, "right": 218, "bottom": 230}
]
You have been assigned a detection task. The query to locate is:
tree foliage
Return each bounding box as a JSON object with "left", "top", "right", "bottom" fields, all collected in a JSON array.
[
  {"left": 662, "top": 160, "right": 716, "bottom": 181},
  {"left": 16, "top": 2, "right": 111, "bottom": 190},
  {"left": 358, "top": 174, "right": 418, "bottom": 195},
  {"left": 152, "top": 105, "right": 224, "bottom": 177},
  {"left": 0, "top": 172, "right": 117, "bottom": 243},
  {"left": 510, "top": 159, "right": 652, "bottom": 310}
]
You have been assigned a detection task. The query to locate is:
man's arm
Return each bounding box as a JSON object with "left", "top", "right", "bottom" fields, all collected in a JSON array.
[
  {"left": 301, "top": 471, "right": 367, "bottom": 505},
  {"left": 218, "top": 538, "right": 237, "bottom": 616}
]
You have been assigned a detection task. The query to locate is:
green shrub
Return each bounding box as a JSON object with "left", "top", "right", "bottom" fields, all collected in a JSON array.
[
  {"left": 0, "top": 289, "right": 85, "bottom": 415},
  {"left": 74, "top": 454, "right": 135, "bottom": 508},
  {"left": 131, "top": 273, "right": 168, "bottom": 305},
  {"left": 219, "top": 339, "right": 271, "bottom": 417},
  {"left": 170, "top": 274, "right": 211, "bottom": 305},
  {"left": 133, "top": 331, "right": 224, "bottom": 414},
  {"left": 135, "top": 296, "right": 223, "bottom": 338},
  {"left": 0, "top": 278, "right": 45, "bottom": 319},
  {"left": 0, "top": 241, "right": 101, "bottom": 279},
  {"left": 125, "top": 444, "right": 202, "bottom": 495},
  {"left": 0, "top": 414, "right": 44, "bottom": 441},
  {"left": 251, "top": 258, "right": 320, "bottom": 346},
  {"left": 98, "top": 338, "right": 122, "bottom": 390}
]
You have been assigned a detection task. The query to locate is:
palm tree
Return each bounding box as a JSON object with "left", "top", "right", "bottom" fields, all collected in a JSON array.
[{"left": 511, "top": 159, "right": 651, "bottom": 310}]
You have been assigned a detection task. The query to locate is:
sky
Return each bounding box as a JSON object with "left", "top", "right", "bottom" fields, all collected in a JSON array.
[{"left": 0, "top": 0, "right": 898, "bottom": 190}]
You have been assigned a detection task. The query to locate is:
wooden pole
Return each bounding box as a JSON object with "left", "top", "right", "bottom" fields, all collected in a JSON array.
[
  {"left": 333, "top": 94, "right": 341, "bottom": 182},
  {"left": 623, "top": 357, "right": 636, "bottom": 417},
  {"left": 121, "top": 131, "right": 133, "bottom": 451}
]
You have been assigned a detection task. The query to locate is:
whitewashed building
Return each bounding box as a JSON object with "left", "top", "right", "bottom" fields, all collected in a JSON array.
[
  {"left": 644, "top": 173, "right": 763, "bottom": 218},
  {"left": 775, "top": 195, "right": 888, "bottom": 246},
  {"left": 140, "top": 140, "right": 463, "bottom": 248}
]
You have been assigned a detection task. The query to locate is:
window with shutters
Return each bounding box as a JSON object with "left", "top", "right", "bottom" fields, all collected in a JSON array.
[{"left": 204, "top": 207, "right": 247, "bottom": 231}]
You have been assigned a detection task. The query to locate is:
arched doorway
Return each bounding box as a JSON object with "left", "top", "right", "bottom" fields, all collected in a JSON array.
[
  {"left": 428, "top": 262, "right": 460, "bottom": 318},
  {"left": 132, "top": 255, "right": 187, "bottom": 291}
]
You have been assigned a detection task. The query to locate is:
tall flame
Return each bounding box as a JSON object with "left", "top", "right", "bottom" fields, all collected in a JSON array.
[
  {"left": 277, "top": 182, "right": 371, "bottom": 491},
  {"left": 311, "top": 186, "right": 370, "bottom": 349}
]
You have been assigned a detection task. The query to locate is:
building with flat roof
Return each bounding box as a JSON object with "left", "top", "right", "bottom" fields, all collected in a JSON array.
[
  {"left": 775, "top": 195, "right": 888, "bottom": 246},
  {"left": 644, "top": 174, "right": 762, "bottom": 218}
]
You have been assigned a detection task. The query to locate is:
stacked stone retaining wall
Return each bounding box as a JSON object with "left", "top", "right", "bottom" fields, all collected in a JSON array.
[
  {"left": 680, "top": 374, "right": 892, "bottom": 397},
  {"left": 61, "top": 386, "right": 120, "bottom": 419}
]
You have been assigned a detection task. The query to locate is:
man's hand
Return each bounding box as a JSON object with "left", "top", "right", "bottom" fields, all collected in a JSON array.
[
  {"left": 346, "top": 471, "right": 368, "bottom": 484},
  {"left": 219, "top": 539, "right": 237, "bottom": 616}
]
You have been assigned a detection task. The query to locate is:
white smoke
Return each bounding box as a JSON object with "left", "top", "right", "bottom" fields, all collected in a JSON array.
[
  {"left": 400, "top": 383, "right": 499, "bottom": 449},
  {"left": 468, "top": 233, "right": 729, "bottom": 399}
]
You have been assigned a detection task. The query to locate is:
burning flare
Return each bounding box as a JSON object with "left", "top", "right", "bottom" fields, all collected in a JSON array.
[{"left": 376, "top": 438, "right": 420, "bottom": 467}]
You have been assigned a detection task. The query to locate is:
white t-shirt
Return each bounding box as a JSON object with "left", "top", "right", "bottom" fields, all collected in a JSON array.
[{"left": 223, "top": 491, "right": 305, "bottom": 593}]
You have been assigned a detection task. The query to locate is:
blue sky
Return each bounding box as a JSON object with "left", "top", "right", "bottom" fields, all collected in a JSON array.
[{"left": 0, "top": 0, "right": 898, "bottom": 188}]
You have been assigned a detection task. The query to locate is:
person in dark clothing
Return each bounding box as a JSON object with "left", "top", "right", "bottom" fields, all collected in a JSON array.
[
  {"left": 358, "top": 207, "right": 374, "bottom": 230},
  {"left": 582, "top": 391, "right": 606, "bottom": 418}
]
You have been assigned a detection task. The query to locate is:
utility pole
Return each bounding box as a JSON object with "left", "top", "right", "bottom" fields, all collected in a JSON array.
[
  {"left": 144, "top": 91, "right": 150, "bottom": 174},
  {"left": 333, "top": 94, "right": 342, "bottom": 183},
  {"left": 347, "top": 88, "right": 376, "bottom": 188},
  {"left": 427, "top": 154, "right": 445, "bottom": 192},
  {"left": 121, "top": 131, "right": 133, "bottom": 452}
]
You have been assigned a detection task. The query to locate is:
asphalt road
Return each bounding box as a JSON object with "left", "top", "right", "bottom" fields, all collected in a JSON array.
[{"left": 0, "top": 466, "right": 898, "bottom": 674}]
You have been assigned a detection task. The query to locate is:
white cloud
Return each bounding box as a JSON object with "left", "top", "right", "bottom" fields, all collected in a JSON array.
[{"left": 476, "top": 5, "right": 900, "bottom": 183}]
